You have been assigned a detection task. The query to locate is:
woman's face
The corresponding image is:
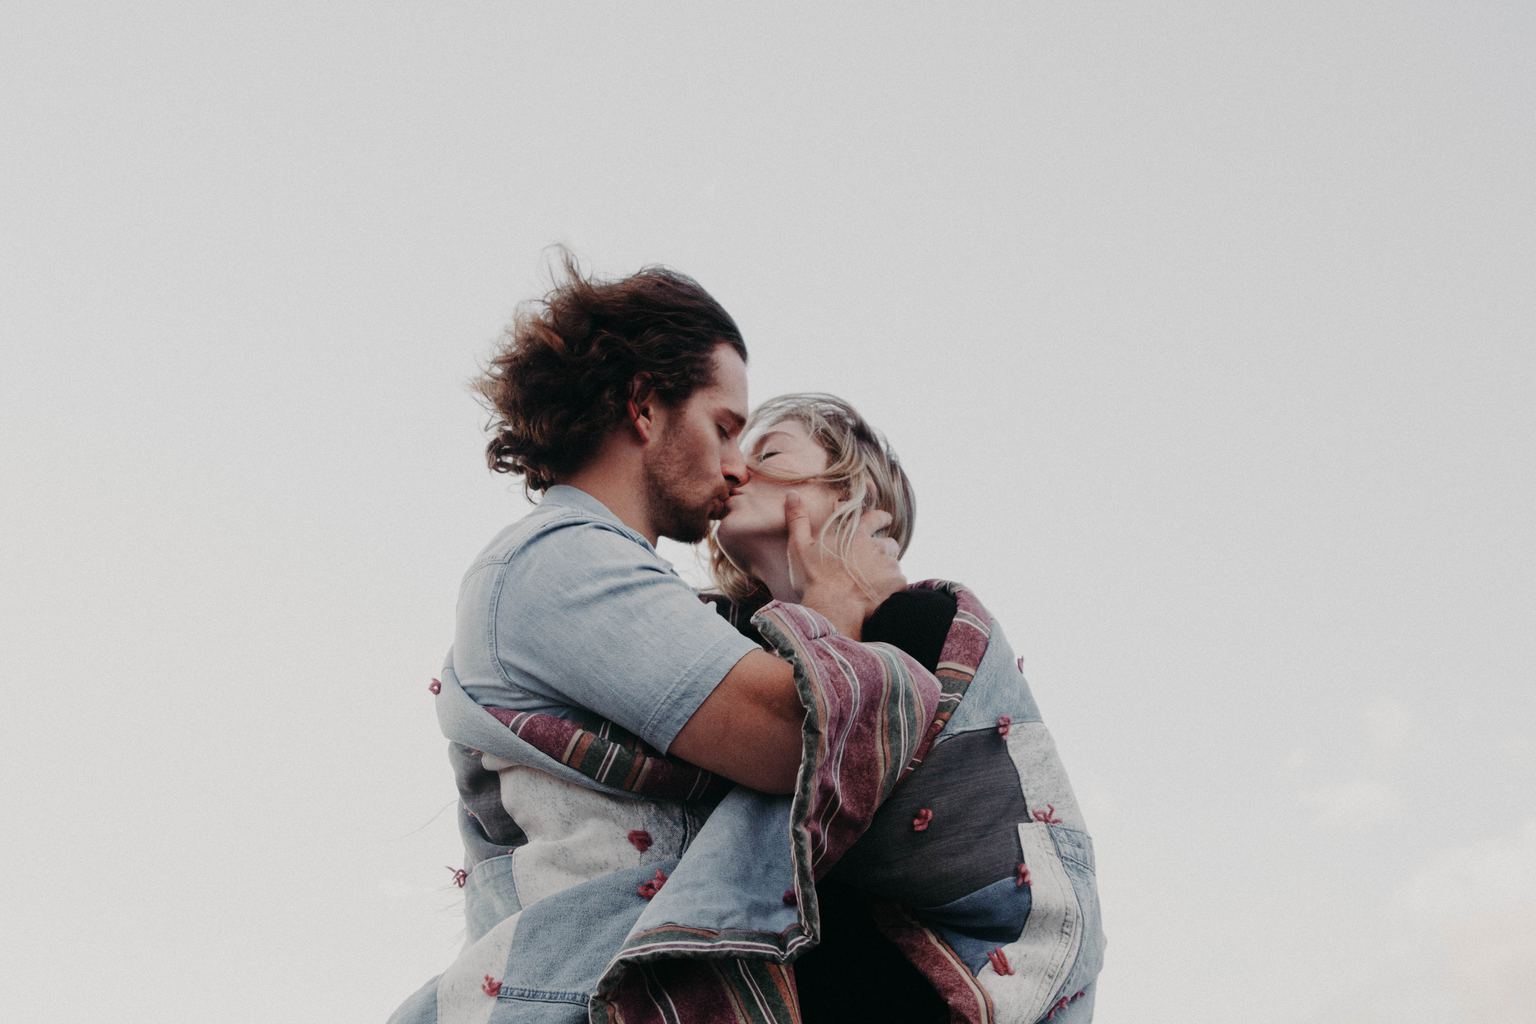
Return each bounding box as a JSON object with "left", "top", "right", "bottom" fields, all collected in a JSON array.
[{"left": 715, "top": 417, "right": 841, "bottom": 559}]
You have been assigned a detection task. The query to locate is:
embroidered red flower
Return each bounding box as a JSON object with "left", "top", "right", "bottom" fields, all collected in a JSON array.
[
  {"left": 428, "top": 678, "right": 442, "bottom": 695},
  {"left": 481, "top": 975, "right": 502, "bottom": 997},
  {"left": 446, "top": 866, "right": 467, "bottom": 888},
  {"left": 912, "top": 807, "right": 934, "bottom": 832},
  {"left": 627, "top": 829, "right": 653, "bottom": 853},
  {"left": 1032, "top": 803, "right": 1062, "bottom": 825},
  {"left": 637, "top": 868, "right": 669, "bottom": 899},
  {"left": 1015, "top": 862, "right": 1031, "bottom": 888},
  {"left": 997, "top": 715, "right": 1012, "bottom": 736},
  {"left": 986, "top": 948, "right": 1013, "bottom": 975}
]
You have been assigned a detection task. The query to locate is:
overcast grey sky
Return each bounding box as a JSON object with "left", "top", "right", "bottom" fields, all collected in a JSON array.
[{"left": 3, "top": 3, "right": 1533, "bottom": 1022}]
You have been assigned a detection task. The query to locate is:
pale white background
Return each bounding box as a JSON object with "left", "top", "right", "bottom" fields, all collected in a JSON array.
[{"left": 3, "top": 4, "right": 1533, "bottom": 1022}]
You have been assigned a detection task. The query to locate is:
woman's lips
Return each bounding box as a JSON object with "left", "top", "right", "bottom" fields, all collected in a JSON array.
[{"left": 710, "top": 492, "right": 743, "bottom": 520}]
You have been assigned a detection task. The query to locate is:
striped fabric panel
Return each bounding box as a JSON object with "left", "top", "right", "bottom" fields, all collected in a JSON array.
[
  {"left": 602, "top": 958, "right": 800, "bottom": 1024},
  {"left": 483, "top": 707, "right": 729, "bottom": 802},
  {"left": 710, "top": 959, "right": 800, "bottom": 1024},
  {"left": 870, "top": 901, "right": 995, "bottom": 1024}
]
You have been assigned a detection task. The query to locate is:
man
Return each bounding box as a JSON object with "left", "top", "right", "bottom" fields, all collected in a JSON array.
[
  {"left": 390, "top": 258, "right": 909, "bottom": 1023},
  {"left": 458, "top": 256, "right": 903, "bottom": 789}
]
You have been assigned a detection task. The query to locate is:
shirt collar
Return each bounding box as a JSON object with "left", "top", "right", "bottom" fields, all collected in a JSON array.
[{"left": 540, "top": 485, "right": 656, "bottom": 553}]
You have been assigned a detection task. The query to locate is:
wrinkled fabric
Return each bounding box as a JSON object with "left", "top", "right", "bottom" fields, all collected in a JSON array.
[{"left": 390, "top": 582, "right": 1104, "bottom": 1024}]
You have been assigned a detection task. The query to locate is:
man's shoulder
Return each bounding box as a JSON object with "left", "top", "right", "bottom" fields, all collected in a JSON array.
[{"left": 464, "top": 501, "right": 663, "bottom": 586}]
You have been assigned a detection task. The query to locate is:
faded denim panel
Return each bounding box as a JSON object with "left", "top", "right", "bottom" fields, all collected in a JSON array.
[
  {"left": 1051, "top": 828, "right": 1106, "bottom": 1006},
  {"left": 942, "top": 622, "right": 1042, "bottom": 732},
  {"left": 978, "top": 823, "right": 1086, "bottom": 1024},
  {"left": 464, "top": 855, "right": 521, "bottom": 945},
  {"left": 633, "top": 787, "right": 800, "bottom": 937},
  {"left": 495, "top": 868, "right": 655, "bottom": 1016}
]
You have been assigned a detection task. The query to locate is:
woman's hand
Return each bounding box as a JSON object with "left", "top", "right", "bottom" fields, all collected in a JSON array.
[{"left": 784, "top": 492, "right": 906, "bottom": 639}]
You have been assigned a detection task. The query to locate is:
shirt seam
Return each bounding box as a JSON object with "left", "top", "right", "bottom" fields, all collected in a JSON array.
[
  {"left": 494, "top": 985, "right": 589, "bottom": 1005},
  {"left": 479, "top": 508, "right": 630, "bottom": 690},
  {"left": 640, "top": 628, "right": 759, "bottom": 753}
]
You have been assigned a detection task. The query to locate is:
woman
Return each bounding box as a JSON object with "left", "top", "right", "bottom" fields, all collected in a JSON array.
[
  {"left": 711, "top": 392, "right": 950, "bottom": 666},
  {"left": 709, "top": 393, "right": 1106, "bottom": 1024}
]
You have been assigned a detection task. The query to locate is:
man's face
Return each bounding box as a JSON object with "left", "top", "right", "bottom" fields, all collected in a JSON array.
[{"left": 642, "top": 344, "right": 750, "bottom": 544}]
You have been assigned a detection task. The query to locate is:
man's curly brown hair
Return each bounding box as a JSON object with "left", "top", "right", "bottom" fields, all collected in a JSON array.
[{"left": 475, "top": 253, "right": 747, "bottom": 492}]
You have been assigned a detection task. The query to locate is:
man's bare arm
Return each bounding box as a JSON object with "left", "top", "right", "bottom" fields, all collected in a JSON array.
[{"left": 668, "top": 650, "right": 804, "bottom": 793}]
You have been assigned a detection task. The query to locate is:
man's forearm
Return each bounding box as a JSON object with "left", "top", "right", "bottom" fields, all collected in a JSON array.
[{"left": 669, "top": 649, "right": 805, "bottom": 794}]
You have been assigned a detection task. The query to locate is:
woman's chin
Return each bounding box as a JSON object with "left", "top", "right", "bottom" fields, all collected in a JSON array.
[
  {"left": 712, "top": 520, "right": 747, "bottom": 558},
  {"left": 713, "top": 518, "right": 777, "bottom": 561}
]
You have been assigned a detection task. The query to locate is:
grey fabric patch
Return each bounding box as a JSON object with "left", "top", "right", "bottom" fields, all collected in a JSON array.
[
  {"left": 831, "top": 729, "right": 1027, "bottom": 907},
  {"left": 451, "top": 742, "right": 526, "bottom": 854}
]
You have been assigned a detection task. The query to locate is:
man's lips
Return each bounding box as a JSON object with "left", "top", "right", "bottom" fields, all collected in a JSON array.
[{"left": 711, "top": 492, "right": 745, "bottom": 520}]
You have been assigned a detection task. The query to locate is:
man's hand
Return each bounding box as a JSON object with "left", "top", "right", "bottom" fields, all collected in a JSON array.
[{"left": 786, "top": 492, "right": 906, "bottom": 640}]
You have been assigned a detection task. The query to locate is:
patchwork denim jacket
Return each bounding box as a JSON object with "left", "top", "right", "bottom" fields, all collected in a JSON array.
[{"left": 390, "top": 582, "right": 1105, "bottom": 1024}]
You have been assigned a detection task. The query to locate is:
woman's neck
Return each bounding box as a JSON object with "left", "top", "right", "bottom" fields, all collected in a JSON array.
[
  {"left": 733, "top": 538, "right": 799, "bottom": 605},
  {"left": 753, "top": 559, "right": 798, "bottom": 606}
]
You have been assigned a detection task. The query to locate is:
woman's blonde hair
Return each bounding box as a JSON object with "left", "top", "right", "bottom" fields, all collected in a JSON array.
[{"left": 708, "top": 393, "right": 916, "bottom": 605}]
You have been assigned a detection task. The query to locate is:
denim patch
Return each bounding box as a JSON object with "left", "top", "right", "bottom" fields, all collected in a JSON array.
[
  {"left": 835, "top": 730, "right": 1027, "bottom": 906},
  {"left": 501, "top": 866, "right": 661, "bottom": 999},
  {"left": 918, "top": 875, "right": 1035, "bottom": 973}
]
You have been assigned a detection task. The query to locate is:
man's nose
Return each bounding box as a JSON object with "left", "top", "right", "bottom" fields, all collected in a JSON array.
[{"left": 723, "top": 443, "right": 750, "bottom": 487}]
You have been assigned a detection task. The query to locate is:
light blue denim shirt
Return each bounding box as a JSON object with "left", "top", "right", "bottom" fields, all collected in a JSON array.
[{"left": 450, "top": 485, "right": 759, "bottom": 752}]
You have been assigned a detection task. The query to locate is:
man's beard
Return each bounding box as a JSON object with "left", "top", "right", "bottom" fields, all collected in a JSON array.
[{"left": 642, "top": 451, "right": 716, "bottom": 544}]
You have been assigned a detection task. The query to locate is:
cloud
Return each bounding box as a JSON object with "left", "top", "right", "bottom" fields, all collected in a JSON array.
[
  {"left": 1360, "top": 696, "right": 1414, "bottom": 755},
  {"left": 1292, "top": 695, "right": 1421, "bottom": 828},
  {"left": 1298, "top": 776, "right": 1403, "bottom": 826},
  {"left": 1398, "top": 821, "right": 1536, "bottom": 1023},
  {"left": 1399, "top": 819, "right": 1536, "bottom": 915},
  {"left": 1445, "top": 905, "right": 1536, "bottom": 1024}
]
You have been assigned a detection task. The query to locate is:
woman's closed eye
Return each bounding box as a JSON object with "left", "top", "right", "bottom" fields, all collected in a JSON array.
[{"left": 757, "top": 450, "right": 780, "bottom": 462}]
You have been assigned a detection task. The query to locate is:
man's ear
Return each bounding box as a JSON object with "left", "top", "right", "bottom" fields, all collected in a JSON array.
[{"left": 626, "top": 375, "right": 657, "bottom": 442}]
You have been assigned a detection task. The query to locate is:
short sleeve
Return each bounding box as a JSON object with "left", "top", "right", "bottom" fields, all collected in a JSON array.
[{"left": 478, "top": 518, "right": 760, "bottom": 752}]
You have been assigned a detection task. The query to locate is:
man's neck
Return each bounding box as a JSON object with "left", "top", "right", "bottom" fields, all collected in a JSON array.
[{"left": 560, "top": 459, "right": 658, "bottom": 546}]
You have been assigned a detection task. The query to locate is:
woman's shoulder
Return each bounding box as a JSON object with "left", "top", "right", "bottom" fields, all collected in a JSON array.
[{"left": 863, "top": 586, "right": 961, "bottom": 673}]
